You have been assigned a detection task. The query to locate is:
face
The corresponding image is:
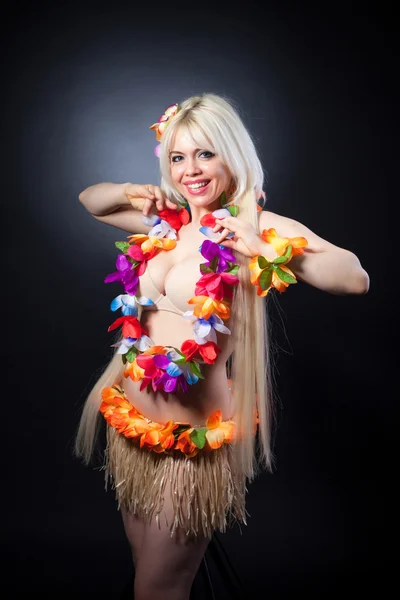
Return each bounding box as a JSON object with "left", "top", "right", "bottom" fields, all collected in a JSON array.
[{"left": 169, "top": 129, "right": 232, "bottom": 210}]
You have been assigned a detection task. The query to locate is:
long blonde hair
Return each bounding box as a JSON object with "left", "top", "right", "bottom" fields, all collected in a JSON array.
[{"left": 75, "top": 93, "right": 275, "bottom": 482}]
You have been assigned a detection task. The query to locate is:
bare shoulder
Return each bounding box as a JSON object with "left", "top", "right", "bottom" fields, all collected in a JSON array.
[
  {"left": 258, "top": 209, "right": 298, "bottom": 232},
  {"left": 258, "top": 209, "right": 343, "bottom": 253}
]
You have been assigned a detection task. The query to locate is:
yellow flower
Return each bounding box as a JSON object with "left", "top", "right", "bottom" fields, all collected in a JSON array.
[
  {"left": 205, "top": 410, "right": 236, "bottom": 449},
  {"left": 127, "top": 234, "right": 177, "bottom": 254},
  {"left": 188, "top": 296, "right": 231, "bottom": 320},
  {"left": 124, "top": 358, "right": 145, "bottom": 381},
  {"left": 248, "top": 256, "right": 297, "bottom": 296},
  {"left": 261, "top": 228, "right": 308, "bottom": 257}
]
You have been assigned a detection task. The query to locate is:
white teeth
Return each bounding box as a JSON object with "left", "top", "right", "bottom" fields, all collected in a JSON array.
[{"left": 187, "top": 182, "right": 209, "bottom": 189}]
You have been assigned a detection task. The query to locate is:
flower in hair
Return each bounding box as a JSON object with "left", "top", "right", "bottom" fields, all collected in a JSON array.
[{"left": 149, "top": 103, "right": 180, "bottom": 156}]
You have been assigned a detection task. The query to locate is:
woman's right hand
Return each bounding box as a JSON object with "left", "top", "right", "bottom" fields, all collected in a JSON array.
[{"left": 124, "top": 183, "right": 178, "bottom": 216}]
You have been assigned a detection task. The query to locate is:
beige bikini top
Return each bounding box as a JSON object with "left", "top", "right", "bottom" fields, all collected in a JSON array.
[{"left": 138, "top": 257, "right": 200, "bottom": 316}]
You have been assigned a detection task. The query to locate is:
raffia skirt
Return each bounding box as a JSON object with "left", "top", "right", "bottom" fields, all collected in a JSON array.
[{"left": 103, "top": 425, "right": 248, "bottom": 539}]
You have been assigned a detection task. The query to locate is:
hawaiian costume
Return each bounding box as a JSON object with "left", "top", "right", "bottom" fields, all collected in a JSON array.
[{"left": 97, "top": 104, "right": 307, "bottom": 538}]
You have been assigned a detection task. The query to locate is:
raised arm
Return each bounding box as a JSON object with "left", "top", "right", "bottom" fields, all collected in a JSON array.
[
  {"left": 78, "top": 182, "right": 178, "bottom": 234},
  {"left": 260, "top": 210, "right": 370, "bottom": 295}
]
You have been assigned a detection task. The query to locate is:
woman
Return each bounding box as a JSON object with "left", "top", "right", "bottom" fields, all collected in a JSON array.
[{"left": 75, "top": 93, "right": 369, "bottom": 600}]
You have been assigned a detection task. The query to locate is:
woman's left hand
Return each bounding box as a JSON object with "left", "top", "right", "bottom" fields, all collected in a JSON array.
[{"left": 213, "top": 216, "right": 275, "bottom": 259}]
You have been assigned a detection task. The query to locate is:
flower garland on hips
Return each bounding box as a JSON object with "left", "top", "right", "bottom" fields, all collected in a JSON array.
[
  {"left": 104, "top": 193, "right": 240, "bottom": 394},
  {"left": 100, "top": 385, "right": 236, "bottom": 457}
]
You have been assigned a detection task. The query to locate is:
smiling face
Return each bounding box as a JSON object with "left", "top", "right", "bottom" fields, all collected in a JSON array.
[{"left": 169, "top": 128, "right": 232, "bottom": 212}]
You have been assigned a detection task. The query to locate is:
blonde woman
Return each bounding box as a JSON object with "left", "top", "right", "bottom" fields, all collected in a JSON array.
[{"left": 75, "top": 93, "right": 369, "bottom": 600}]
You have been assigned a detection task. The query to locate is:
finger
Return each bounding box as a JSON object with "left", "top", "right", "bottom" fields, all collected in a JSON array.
[
  {"left": 136, "top": 184, "right": 154, "bottom": 199},
  {"left": 136, "top": 185, "right": 156, "bottom": 202},
  {"left": 212, "top": 223, "right": 224, "bottom": 233},
  {"left": 218, "top": 238, "right": 235, "bottom": 248},
  {"left": 215, "top": 217, "right": 237, "bottom": 232},
  {"left": 214, "top": 228, "right": 231, "bottom": 244},
  {"left": 153, "top": 187, "right": 166, "bottom": 212},
  {"left": 142, "top": 198, "right": 155, "bottom": 216},
  {"left": 166, "top": 198, "right": 179, "bottom": 210},
  {"left": 215, "top": 217, "right": 246, "bottom": 232}
]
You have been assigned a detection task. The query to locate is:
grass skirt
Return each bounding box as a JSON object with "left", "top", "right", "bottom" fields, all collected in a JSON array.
[{"left": 103, "top": 425, "right": 248, "bottom": 539}]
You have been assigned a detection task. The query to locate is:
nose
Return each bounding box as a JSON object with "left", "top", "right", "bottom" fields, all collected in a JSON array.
[{"left": 185, "top": 156, "right": 202, "bottom": 176}]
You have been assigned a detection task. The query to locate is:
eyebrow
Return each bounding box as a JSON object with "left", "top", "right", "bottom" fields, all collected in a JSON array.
[{"left": 169, "top": 148, "right": 204, "bottom": 155}]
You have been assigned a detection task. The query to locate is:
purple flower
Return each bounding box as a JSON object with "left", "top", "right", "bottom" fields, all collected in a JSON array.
[
  {"left": 200, "top": 240, "right": 236, "bottom": 273},
  {"left": 152, "top": 353, "right": 194, "bottom": 393},
  {"left": 154, "top": 372, "right": 189, "bottom": 393},
  {"left": 104, "top": 254, "right": 139, "bottom": 295}
]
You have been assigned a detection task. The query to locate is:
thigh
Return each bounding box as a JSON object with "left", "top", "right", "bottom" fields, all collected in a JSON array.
[
  {"left": 120, "top": 506, "right": 146, "bottom": 566},
  {"left": 136, "top": 477, "right": 211, "bottom": 590}
]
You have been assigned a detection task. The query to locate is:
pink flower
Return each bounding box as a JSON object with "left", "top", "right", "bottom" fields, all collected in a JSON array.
[
  {"left": 195, "top": 272, "right": 239, "bottom": 301},
  {"left": 149, "top": 104, "right": 179, "bottom": 141}
]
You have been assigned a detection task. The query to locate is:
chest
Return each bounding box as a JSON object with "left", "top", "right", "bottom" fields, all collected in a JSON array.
[{"left": 140, "top": 228, "right": 209, "bottom": 311}]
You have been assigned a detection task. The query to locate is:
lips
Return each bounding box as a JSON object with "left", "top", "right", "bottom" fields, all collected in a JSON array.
[
  {"left": 184, "top": 179, "right": 210, "bottom": 186},
  {"left": 184, "top": 180, "right": 211, "bottom": 195}
]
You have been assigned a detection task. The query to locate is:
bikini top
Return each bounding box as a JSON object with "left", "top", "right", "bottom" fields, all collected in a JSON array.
[
  {"left": 139, "top": 264, "right": 183, "bottom": 316},
  {"left": 138, "top": 256, "right": 201, "bottom": 317}
]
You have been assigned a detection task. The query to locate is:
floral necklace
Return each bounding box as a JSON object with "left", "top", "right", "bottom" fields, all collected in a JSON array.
[{"left": 104, "top": 193, "right": 239, "bottom": 394}]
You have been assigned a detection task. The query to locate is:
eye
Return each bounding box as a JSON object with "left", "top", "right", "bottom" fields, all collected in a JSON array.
[
  {"left": 171, "top": 155, "right": 183, "bottom": 163},
  {"left": 200, "top": 151, "right": 215, "bottom": 159}
]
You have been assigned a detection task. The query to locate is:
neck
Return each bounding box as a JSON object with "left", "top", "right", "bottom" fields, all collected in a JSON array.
[{"left": 187, "top": 199, "right": 221, "bottom": 225}]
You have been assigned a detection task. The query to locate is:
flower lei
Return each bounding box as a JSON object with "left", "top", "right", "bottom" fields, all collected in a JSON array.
[
  {"left": 100, "top": 384, "right": 237, "bottom": 457},
  {"left": 248, "top": 228, "right": 309, "bottom": 295},
  {"left": 104, "top": 192, "right": 240, "bottom": 394}
]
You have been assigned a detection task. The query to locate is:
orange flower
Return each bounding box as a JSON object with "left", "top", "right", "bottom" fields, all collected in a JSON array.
[
  {"left": 248, "top": 256, "right": 297, "bottom": 296},
  {"left": 99, "top": 385, "right": 238, "bottom": 457},
  {"left": 142, "top": 236, "right": 177, "bottom": 254},
  {"left": 147, "top": 345, "right": 165, "bottom": 353},
  {"left": 176, "top": 428, "right": 200, "bottom": 457},
  {"left": 100, "top": 387, "right": 136, "bottom": 434},
  {"left": 127, "top": 234, "right": 177, "bottom": 255},
  {"left": 188, "top": 296, "right": 231, "bottom": 320},
  {"left": 120, "top": 413, "right": 151, "bottom": 438},
  {"left": 127, "top": 234, "right": 149, "bottom": 246},
  {"left": 140, "top": 420, "right": 178, "bottom": 453},
  {"left": 100, "top": 386, "right": 132, "bottom": 416},
  {"left": 124, "top": 358, "right": 145, "bottom": 381},
  {"left": 261, "top": 228, "right": 308, "bottom": 257},
  {"left": 271, "top": 266, "right": 296, "bottom": 292},
  {"left": 205, "top": 410, "right": 236, "bottom": 449}
]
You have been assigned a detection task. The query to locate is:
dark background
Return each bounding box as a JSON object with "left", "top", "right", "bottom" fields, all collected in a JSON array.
[{"left": 2, "top": 2, "right": 396, "bottom": 598}]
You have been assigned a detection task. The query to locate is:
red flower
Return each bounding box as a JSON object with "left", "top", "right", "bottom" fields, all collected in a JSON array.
[
  {"left": 195, "top": 272, "right": 239, "bottom": 301},
  {"left": 180, "top": 339, "right": 198, "bottom": 361},
  {"left": 136, "top": 354, "right": 162, "bottom": 378},
  {"left": 198, "top": 341, "right": 221, "bottom": 364},
  {"left": 200, "top": 213, "right": 216, "bottom": 228},
  {"left": 107, "top": 316, "right": 147, "bottom": 338},
  {"left": 158, "top": 207, "right": 190, "bottom": 231},
  {"left": 181, "top": 340, "right": 221, "bottom": 364}
]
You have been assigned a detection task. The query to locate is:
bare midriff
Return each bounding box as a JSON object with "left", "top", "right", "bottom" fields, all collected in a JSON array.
[
  {"left": 119, "top": 223, "right": 235, "bottom": 427},
  {"left": 121, "top": 310, "right": 234, "bottom": 427}
]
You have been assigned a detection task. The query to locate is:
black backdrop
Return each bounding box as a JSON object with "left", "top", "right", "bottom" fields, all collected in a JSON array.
[{"left": 2, "top": 3, "right": 396, "bottom": 598}]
